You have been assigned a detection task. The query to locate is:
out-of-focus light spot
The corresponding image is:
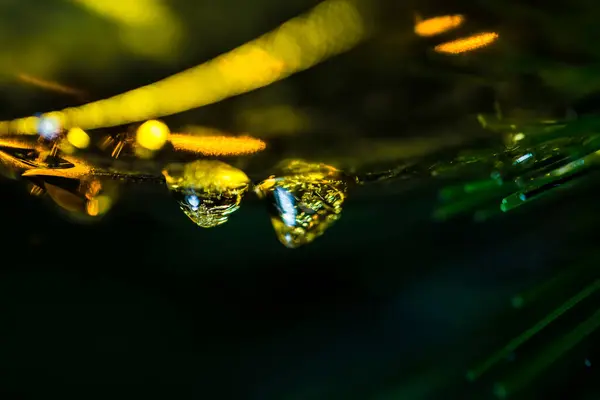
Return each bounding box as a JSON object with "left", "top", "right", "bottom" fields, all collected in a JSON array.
[
  {"left": 86, "top": 195, "right": 112, "bottom": 216},
  {"left": 513, "top": 153, "right": 533, "bottom": 165},
  {"left": 71, "top": 0, "right": 182, "bottom": 58},
  {"left": 2, "top": 0, "right": 367, "bottom": 134},
  {"left": 477, "top": 114, "right": 487, "bottom": 128},
  {"left": 552, "top": 158, "right": 586, "bottom": 177},
  {"left": 17, "top": 73, "right": 87, "bottom": 98},
  {"left": 513, "top": 133, "right": 525, "bottom": 142},
  {"left": 434, "top": 32, "right": 499, "bottom": 54},
  {"left": 72, "top": 0, "right": 172, "bottom": 27},
  {"left": 44, "top": 111, "right": 67, "bottom": 124},
  {"left": 415, "top": 15, "right": 464, "bottom": 37},
  {"left": 218, "top": 47, "right": 286, "bottom": 90},
  {"left": 38, "top": 116, "right": 61, "bottom": 139},
  {"left": 14, "top": 117, "right": 39, "bottom": 135},
  {"left": 66, "top": 127, "right": 90, "bottom": 149},
  {"left": 169, "top": 134, "right": 266, "bottom": 156},
  {"left": 86, "top": 200, "right": 99, "bottom": 216},
  {"left": 136, "top": 120, "right": 169, "bottom": 151}
]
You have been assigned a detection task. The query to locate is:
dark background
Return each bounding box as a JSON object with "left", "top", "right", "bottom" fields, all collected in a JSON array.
[{"left": 1, "top": 174, "right": 598, "bottom": 399}]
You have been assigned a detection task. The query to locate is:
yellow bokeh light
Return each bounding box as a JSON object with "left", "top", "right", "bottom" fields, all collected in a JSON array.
[
  {"left": 513, "top": 133, "right": 525, "bottom": 142},
  {"left": 169, "top": 134, "right": 267, "bottom": 156},
  {"left": 67, "top": 127, "right": 90, "bottom": 149},
  {"left": 434, "top": 32, "right": 499, "bottom": 54},
  {"left": 415, "top": 15, "right": 464, "bottom": 37},
  {"left": 136, "top": 120, "right": 170, "bottom": 150},
  {"left": 86, "top": 195, "right": 112, "bottom": 216},
  {"left": 72, "top": 0, "right": 182, "bottom": 58},
  {"left": 0, "top": 0, "right": 367, "bottom": 135},
  {"left": 16, "top": 117, "right": 39, "bottom": 135}
]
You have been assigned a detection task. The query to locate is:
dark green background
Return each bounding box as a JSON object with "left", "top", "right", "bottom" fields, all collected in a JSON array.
[{"left": 0, "top": 174, "right": 598, "bottom": 399}]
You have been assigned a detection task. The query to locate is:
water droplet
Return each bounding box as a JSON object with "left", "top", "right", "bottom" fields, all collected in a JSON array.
[
  {"left": 163, "top": 160, "right": 250, "bottom": 228},
  {"left": 255, "top": 160, "right": 348, "bottom": 248}
]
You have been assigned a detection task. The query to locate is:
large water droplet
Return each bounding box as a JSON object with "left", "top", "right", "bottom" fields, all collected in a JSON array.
[
  {"left": 163, "top": 160, "right": 250, "bottom": 228},
  {"left": 255, "top": 159, "right": 349, "bottom": 248}
]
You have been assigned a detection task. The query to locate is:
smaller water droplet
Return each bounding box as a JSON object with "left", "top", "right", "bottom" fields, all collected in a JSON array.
[{"left": 163, "top": 160, "right": 250, "bottom": 228}]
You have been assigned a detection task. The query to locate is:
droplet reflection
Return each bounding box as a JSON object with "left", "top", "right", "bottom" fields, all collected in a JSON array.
[
  {"left": 163, "top": 160, "right": 250, "bottom": 228},
  {"left": 255, "top": 160, "right": 348, "bottom": 248},
  {"left": 20, "top": 153, "right": 116, "bottom": 220},
  {"left": 24, "top": 173, "right": 116, "bottom": 221}
]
